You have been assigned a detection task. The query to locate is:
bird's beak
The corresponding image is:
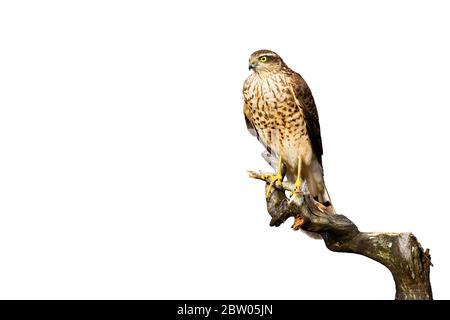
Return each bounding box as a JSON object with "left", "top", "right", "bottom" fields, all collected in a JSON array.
[{"left": 248, "top": 63, "right": 256, "bottom": 70}]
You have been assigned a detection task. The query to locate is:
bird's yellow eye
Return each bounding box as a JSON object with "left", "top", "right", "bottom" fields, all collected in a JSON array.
[{"left": 259, "top": 56, "right": 267, "bottom": 62}]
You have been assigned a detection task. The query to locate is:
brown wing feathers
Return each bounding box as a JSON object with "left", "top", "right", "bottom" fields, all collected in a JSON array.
[{"left": 293, "top": 73, "right": 323, "bottom": 166}]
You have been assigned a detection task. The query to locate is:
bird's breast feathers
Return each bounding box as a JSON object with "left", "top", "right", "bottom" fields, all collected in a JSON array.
[{"left": 244, "top": 72, "right": 311, "bottom": 168}]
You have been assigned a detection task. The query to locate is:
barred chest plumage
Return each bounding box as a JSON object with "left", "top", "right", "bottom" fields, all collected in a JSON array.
[{"left": 243, "top": 71, "right": 312, "bottom": 170}]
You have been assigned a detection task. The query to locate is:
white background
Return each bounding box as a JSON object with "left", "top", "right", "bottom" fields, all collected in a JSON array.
[{"left": 0, "top": 0, "right": 449, "bottom": 299}]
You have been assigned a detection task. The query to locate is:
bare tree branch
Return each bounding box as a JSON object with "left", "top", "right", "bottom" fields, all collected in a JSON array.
[{"left": 248, "top": 165, "right": 433, "bottom": 300}]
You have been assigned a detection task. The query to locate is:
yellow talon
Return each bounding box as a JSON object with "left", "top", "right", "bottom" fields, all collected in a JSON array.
[
  {"left": 291, "top": 177, "right": 302, "bottom": 196},
  {"left": 263, "top": 156, "right": 284, "bottom": 198},
  {"left": 290, "top": 156, "right": 303, "bottom": 198},
  {"left": 263, "top": 172, "right": 283, "bottom": 198}
]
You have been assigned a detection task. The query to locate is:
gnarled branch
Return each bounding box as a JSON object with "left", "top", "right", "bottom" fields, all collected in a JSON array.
[{"left": 248, "top": 153, "right": 433, "bottom": 300}]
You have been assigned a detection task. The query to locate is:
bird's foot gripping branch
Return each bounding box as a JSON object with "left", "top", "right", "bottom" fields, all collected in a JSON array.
[{"left": 248, "top": 167, "right": 433, "bottom": 300}]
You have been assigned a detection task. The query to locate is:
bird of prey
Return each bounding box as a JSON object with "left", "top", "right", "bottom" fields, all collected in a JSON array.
[{"left": 243, "top": 49, "right": 333, "bottom": 212}]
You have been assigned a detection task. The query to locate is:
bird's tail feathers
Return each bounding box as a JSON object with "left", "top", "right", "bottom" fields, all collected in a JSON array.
[
  {"left": 319, "top": 184, "right": 336, "bottom": 215},
  {"left": 301, "top": 180, "right": 335, "bottom": 239}
]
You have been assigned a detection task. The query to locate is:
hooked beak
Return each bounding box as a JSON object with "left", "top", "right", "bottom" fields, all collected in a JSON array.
[{"left": 248, "top": 63, "right": 256, "bottom": 70}]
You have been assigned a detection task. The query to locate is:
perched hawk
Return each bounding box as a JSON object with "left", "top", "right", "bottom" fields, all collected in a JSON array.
[{"left": 243, "top": 49, "right": 333, "bottom": 212}]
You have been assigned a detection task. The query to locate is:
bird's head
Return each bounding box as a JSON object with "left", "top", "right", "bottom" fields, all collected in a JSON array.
[{"left": 248, "top": 50, "right": 285, "bottom": 73}]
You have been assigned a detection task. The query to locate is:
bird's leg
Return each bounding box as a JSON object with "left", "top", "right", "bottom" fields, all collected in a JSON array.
[
  {"left": 292, "top": 156, "right": 303, "bottom": 195},
  {"left": 261, "top": 155, "right": 284, "bottom": 198}
]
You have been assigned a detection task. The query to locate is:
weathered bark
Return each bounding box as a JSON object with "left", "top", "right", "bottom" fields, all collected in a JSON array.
[{"left": 249, "top": 155, "right": 432, "bottom": 300}]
